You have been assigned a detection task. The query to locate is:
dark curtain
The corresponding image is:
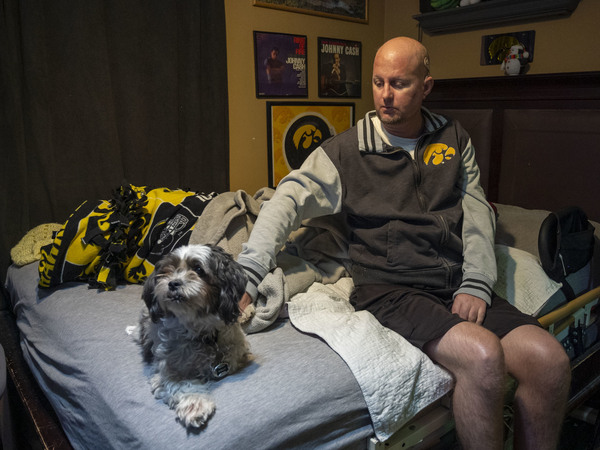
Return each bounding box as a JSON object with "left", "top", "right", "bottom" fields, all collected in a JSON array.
[{"left": 0, "top": 0, "right": 229, "bottom": 284}]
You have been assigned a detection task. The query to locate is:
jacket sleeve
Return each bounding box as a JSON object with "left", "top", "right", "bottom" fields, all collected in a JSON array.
[
  {"left": 454, "top": 138, "right": 497, "bottom": 305},
  {"left": 236, "top": 148, "right": 343, "bottom": 300}
]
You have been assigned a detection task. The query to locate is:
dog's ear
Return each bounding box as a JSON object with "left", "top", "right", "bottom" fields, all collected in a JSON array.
[
  {"left": 142, "top": 270, "right": 164, "bottom": 323},
  {"left": 210, "top": 246, "right": 248, "bottom": 325}
]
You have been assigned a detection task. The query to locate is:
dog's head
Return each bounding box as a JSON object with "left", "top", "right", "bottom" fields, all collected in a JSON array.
[{"left": 142, "top": 245, "right": 247, "bottom": 326}]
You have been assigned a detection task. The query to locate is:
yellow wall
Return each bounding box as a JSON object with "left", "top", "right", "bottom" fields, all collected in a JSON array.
[
  {"left": 226, "top": 0, "right": 600, "bottom": 191},
  {"left": 416, "top": 0, "right": 600, "bottom": 79},
  {"left": 225, "top": 0, "right": 386, "bottom": 193}
]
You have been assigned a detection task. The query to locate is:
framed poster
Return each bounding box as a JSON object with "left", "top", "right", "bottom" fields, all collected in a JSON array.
[
  {"left": 253, "top": 0, "right": 368, "bottom": 23},
  {"left": 318, "top": 37, "right": 361, "bottom": 98},
  {"left": 481, "top": 30, "right": 535, "bottom": 66},
  {"left": 254, "top": 31, "right": 308, "bottom": 98},
  {"left": 267, "top": 102, "right": 355, "bottom": 187}
]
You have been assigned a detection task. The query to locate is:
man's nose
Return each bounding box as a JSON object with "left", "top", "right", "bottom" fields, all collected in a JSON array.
[{"left": 382, "top": 83, "right": 393, "bottom": 100}]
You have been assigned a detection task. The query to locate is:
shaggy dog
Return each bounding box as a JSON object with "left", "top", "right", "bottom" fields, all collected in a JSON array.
[{"left": 138, "top": 244, "right": 251, "bottom": 428}]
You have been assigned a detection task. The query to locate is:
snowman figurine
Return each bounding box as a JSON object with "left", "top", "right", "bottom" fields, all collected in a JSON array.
[{"left": 501, "top": 44, "right": 530, "bottom": 76}]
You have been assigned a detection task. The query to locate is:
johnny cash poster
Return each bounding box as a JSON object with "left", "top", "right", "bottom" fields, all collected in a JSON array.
[
  {"left": 318, "top": 37, "right": 361, "bottom": 98},
  {"left": 254, "top": 31, "right": 308, "bottom": 98}
]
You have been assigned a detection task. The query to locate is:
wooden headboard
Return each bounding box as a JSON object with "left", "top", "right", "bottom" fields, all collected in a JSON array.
[{"left": 424, "top": 71, "right": 600, "bottom": 222}]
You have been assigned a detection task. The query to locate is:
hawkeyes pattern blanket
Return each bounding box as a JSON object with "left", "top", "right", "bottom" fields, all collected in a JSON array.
[{"left": 39, "top": 185, "right": 216, "bottom": 290}]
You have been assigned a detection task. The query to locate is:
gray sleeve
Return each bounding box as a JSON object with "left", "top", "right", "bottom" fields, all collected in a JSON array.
[
  {"left": 455, "top": 137, "right": 497, "bottom": 305},
  {"left": 237, "top": 148, "right": 343, "bottom": 299}
]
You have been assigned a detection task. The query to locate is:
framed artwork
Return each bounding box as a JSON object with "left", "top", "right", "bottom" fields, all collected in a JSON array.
[
  {"left": 318, "top": 37, "right": 361, "bottom": 98},
  {"left": 267, "top": 102, "right": 355, "bottom": 187},
  {"left": 253, "top": 0, "right": 368, "bottom": 23},
  {"left": 481, "top": 30, "right": 535, "bottom": 66},
  {"left": 254, "top": 31, "right": 308, "bottom": 98}
]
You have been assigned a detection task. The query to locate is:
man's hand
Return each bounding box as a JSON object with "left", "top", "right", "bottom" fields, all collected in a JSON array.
[
  {"left": 239, "top": 292, "right": 253, "bottom": 312},
  {"left": 452, "top": 293, "right": 487, "bottom": 325}
]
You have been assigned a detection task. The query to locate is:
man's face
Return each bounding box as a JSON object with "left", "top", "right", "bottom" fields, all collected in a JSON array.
[{"left": 372, "top": 51, "right": 432, "bottom": 134}]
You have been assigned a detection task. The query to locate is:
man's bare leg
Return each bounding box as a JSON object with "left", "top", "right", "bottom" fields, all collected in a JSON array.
[
  {"left": 424, "top": 322, "right": 506, "bottom": 450},
  {"left": 501, "top": 325, "right": 571, "bottom": 450}
]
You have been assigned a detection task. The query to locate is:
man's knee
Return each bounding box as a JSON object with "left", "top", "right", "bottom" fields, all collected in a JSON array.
[
  {"left": 540, "top": 337, "right": 570, "bottom": 371},
  {"left": 504, "top": 326, "right": 571, "bottom": 389},
  {"left": 465, "top": 333, "right": 506, "bottom": 387},
  {"left": 430, "top": 323, "right": 506, "bottom": 382},
  {"left": 530, "top": 336, "right": 571, "bottom": 387}
]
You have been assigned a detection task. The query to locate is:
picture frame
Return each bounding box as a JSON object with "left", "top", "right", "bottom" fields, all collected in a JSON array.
[
  {"left": 481, "top": 30, "right": 535, "bottom": 66},
  {"left": 267, "top": 102, "right": 355, "bottom": 187},
  {"left": 254, "top": 31, "right": 308, "bottom": 98},
  {"left": 318, "top": 37, "right": 361, "bottom": 98},
  {"left": 253, "top": 0, "right": 368, "bottom": 24}
]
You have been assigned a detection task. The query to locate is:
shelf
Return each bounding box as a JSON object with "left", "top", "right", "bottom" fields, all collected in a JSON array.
[{"left": 413, "top": 0, "right": 581, "bottom": 35}]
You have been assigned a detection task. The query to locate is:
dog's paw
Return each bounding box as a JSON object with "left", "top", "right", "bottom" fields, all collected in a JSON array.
[
  {"left": 150, "top": 374, "right": 167, "bottom": 400},
  {"left": 239, "top": 303, "right": 255, "bottom": 324},
  {"left": 176, "top": 394, "right": 215, "bottom": 428}
]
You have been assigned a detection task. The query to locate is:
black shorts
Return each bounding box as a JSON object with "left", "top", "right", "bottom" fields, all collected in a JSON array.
[{"left": 350, "top": 284, "right": 541, "bottom": 350}]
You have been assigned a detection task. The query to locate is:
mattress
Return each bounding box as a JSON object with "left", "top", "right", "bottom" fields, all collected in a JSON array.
[
  {"left": 8, "top": 202, "right": 596, "bottom": 449},
  {"left": 5, "top": 262, "right": 373, "bottom": 449}
]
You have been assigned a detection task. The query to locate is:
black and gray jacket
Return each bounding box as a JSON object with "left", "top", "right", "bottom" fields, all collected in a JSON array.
[{"left": 238, "top": 109, "right": 497, "bottom": 305}]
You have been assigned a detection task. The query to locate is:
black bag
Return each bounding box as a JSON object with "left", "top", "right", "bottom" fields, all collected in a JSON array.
[{"left": 538, "top": 206, "right": 595, "bottom": 300}]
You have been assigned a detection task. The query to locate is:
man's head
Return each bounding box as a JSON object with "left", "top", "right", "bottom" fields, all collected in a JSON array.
[{"left": 372, "top": 37, "right": 433, "bottom": 138}]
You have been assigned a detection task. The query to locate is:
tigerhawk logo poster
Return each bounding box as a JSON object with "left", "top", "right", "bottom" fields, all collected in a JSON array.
[{"left": 267, "top": 102, "right": 355, "bottom": 187}]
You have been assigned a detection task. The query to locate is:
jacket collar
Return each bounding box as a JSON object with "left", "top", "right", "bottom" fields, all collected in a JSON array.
[{"left": 358, "top": 107, "right": 448, "bottom": 153}]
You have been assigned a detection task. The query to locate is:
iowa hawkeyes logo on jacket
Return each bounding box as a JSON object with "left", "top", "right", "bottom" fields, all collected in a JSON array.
[{"left": 423, "top": 143, "right": 456, "bottom": 166}]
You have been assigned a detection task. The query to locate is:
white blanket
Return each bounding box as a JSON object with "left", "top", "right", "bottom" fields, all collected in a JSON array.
[
  {"left": 494, "top": 244, "right": 562, "bottom": 316},
  {"left": 288, "top": 278, "right": 454, "bottom": 442}
]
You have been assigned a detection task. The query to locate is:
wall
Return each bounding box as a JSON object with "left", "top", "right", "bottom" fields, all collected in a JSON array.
[
  {"left": 384, "top": 0, "right": 600, "bottom": 79},
  {"left": 417, "top": 0, "right": 600, "bottom": 79},
  {"left": 225, "top": 0, "right": 385, "bottom": 193},
  {"left": 226, "top": 0, "right": 600, "bottom": 191}
]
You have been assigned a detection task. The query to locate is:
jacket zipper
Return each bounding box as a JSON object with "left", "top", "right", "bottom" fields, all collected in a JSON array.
[
  {"left": 412, "top": 136, "right": 428, "bottom": 212},
  {"left": 415, "top": 129, "right": 454, "bottom": 286}
]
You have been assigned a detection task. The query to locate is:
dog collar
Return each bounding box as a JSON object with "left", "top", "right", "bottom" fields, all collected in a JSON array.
[
  {"left": 198, "top": 332, "right": 230, "bottom": 379},
  {"left": 212, "top": 361, "right": 229, "bottom": 379}
]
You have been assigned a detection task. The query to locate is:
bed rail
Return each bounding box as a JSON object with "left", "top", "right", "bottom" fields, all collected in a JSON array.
[
  {"left": 0, "top": 308, "right": 72, "bottom": 450},
  {"left": 538, "top": 285, "right": 600, "bottom": 331}
]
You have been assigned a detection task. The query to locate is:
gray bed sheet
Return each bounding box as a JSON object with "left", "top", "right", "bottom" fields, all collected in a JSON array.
[{"left": 5, "top": 263, "right": 373, "bottom": 449}]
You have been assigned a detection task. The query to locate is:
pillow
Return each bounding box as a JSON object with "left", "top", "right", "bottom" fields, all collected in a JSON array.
[
  {"left": 494, "top": 244, "right": 562, "bottom": 316},
  {"left": 494, "top": 203, "right": 551, "bottom": 258},
  {"left": 10, "top": 223, "right": 63, "bottom": 266}
]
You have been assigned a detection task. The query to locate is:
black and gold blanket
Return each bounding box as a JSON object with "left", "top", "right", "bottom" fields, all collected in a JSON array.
[{"left": 38, "top": 185, "right": 216, "bottom": 290}]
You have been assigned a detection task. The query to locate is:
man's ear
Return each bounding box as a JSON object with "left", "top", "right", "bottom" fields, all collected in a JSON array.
[{"left": 423, "top": 76, "right": 434, "bottom": 99}]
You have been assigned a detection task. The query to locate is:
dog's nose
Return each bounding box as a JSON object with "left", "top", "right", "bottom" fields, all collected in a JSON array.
[{"left": 168, "top": 280, "right": 182, "bottom": 291}]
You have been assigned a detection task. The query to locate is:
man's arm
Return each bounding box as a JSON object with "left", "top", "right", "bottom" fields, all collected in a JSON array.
[
  {"left": 236, "top": 148, "right": 343, "bottom": 302},
  {"left": 239, "top": 292, "right": 253, "bottom": 312},
  {"left": 454, "top": 137, "right": 497, "bottom": 313}
]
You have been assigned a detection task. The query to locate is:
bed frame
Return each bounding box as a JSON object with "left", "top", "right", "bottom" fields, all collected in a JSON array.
[
  {"left": 2, "top": 71, "right": 600, "bottom": 449},
  {"left": 0, "top": 303, "right": 72, "bottom": 449}
]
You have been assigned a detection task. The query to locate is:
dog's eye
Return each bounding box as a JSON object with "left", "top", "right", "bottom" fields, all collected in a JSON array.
[
  {"left": 157, "top": 265, "right": 175, "bottom": 277},
  {"left": 194, "top": 266, "right": 206, "bottom": 277}
]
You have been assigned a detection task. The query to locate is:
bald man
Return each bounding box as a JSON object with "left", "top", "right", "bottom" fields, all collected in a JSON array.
[{"left": 238, "top": 37, "right": 570, "bottom": 449}]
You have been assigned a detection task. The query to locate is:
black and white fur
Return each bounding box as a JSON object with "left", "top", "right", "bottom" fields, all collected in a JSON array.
[{"left": 138, "top": 244, "right": 251, "bottom": 428}]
